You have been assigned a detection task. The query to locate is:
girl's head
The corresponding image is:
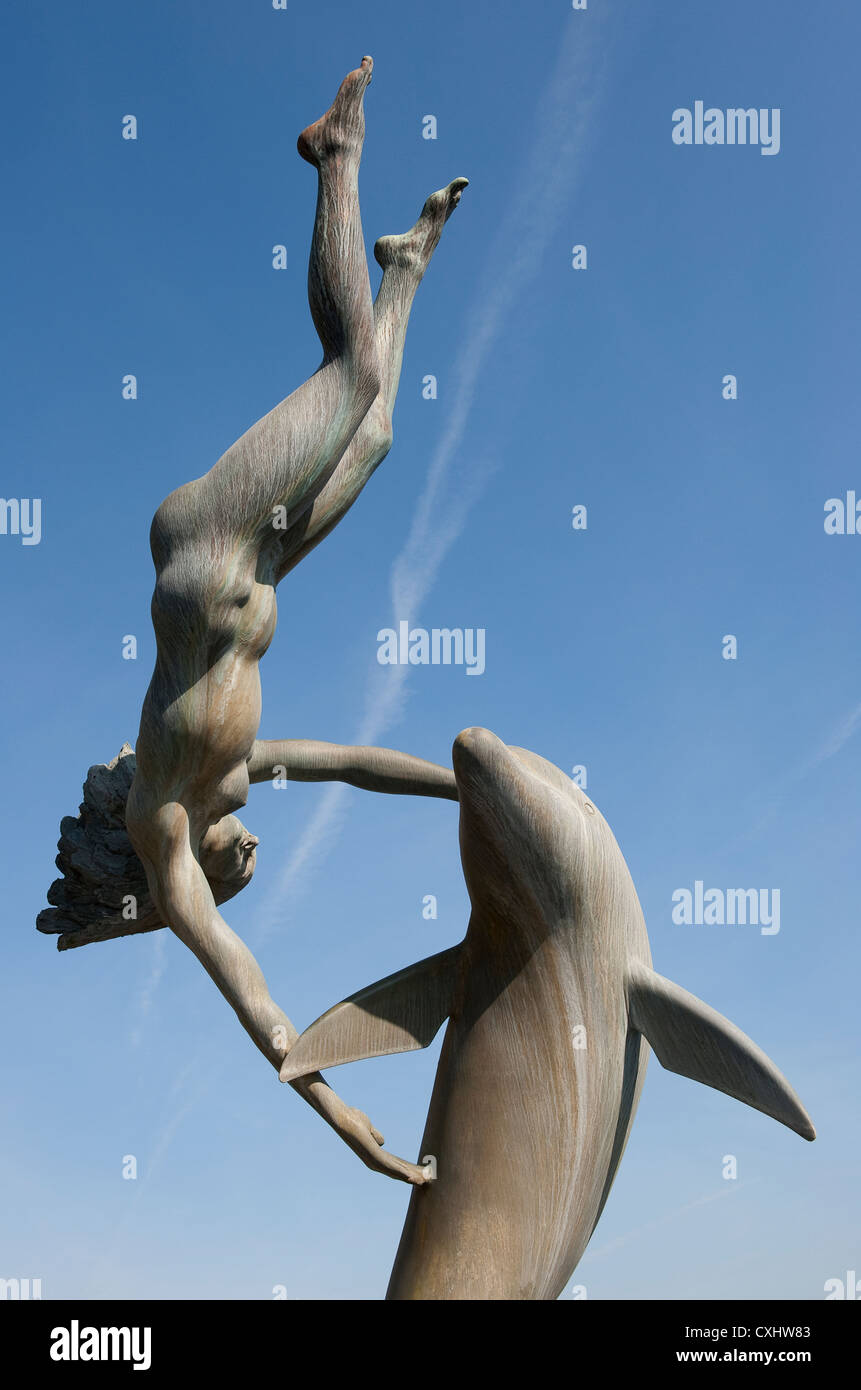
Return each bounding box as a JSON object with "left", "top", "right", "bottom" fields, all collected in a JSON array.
[
  {"left": 199, "top": 815, "right": 260, "bottom": 903},
  {"left": 37, "top": 745, "right": 258, "bottom": 950}
]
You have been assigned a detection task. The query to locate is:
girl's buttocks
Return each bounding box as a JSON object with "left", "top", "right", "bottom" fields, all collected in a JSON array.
[{"left": 149, "top": 498, "right": 277, "bottom": 663}]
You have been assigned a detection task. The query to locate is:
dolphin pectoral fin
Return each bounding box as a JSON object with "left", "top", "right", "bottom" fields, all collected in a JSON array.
[
  {"left": 280, "top": 945, "right": 462, "bottom": 1082},
  {"left": 627, "top": 962, "right": 816, "bottom": 1141}
]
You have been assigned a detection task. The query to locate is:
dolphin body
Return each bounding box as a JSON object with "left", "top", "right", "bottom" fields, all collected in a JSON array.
[{"left": 281, "top": 728, "right": 815, "bottom": 1300}]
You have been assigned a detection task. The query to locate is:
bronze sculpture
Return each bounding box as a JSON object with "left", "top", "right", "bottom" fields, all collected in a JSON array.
[
  {"left": 39, "top": 56, "right": 464, "bottom": 1187},
  {"left": 38, "top": 55, "right": 815, "bottom": 1300}
]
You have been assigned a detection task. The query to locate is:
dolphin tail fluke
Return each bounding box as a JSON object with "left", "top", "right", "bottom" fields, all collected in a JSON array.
[
  {"left": 627, "top": 962, "right": 816, "bottom": 1141},
  {"left": 280, "top": 945, "right": 463, "bottom": 1082}
]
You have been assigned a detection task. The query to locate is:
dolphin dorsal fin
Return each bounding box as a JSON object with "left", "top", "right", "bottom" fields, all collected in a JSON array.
[
  {"left": 627, "top": 961, "right": 815, "bottom": 1141},
  {"left": 280, "top": 944, "right": 463, "bottom": 1083}
]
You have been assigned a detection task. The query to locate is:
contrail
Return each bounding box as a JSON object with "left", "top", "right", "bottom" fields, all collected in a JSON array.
[
  {"left": 83, "top": 1054, "right": 209, "bottom": 1294},
  {"left": 255, "top": 15, "right": 610, "bottom": 942},
  {"left": 722, "top": 697, "right": 861, "bottom": 853},
  {"left": 129, "top": 930, "right": 167, "bottom": 1049},
  {"left": 810, "top": 699, "right": 861, "bottom": 766},
  {"left": 581, "top": 1179, "right": 752, "bottom": 1264}
]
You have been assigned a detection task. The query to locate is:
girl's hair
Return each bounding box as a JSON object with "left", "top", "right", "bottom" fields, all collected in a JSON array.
[{"left": 36, "top": 744, "right": 164, "bottom": 951}]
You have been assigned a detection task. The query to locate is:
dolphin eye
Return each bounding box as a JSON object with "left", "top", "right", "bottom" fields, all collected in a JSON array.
[{"left": 583, "top": 802, "right": 596, "bottom": 816}]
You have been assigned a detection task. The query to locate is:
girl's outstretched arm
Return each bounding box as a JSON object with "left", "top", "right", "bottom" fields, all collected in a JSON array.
[{"left": 247, "top": 739, "right": 458, "bottom": 800}]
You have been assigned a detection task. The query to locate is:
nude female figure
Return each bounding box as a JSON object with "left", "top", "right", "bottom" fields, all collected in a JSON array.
[{"left": 124, "top": 57, "right": 463, "bottom": 1185}]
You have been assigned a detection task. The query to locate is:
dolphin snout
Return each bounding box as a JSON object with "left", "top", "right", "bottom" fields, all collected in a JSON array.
[{"left": 452, "top": 727, "right": 504, "bottom": 779}]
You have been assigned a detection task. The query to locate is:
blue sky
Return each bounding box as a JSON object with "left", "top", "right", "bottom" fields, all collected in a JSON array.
[{"left": 2, "top": 0, "right": 859, "bottom": 1299}]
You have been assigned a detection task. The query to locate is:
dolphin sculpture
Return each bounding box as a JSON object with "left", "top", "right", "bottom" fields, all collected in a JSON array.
[{"left": 281, "top": 727, "right": 815, "bottom": 1300}]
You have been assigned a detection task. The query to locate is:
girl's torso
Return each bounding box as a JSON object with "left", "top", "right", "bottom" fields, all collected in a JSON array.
[{"left": 133, "top": 480, "right": 281, "bottom": 831}]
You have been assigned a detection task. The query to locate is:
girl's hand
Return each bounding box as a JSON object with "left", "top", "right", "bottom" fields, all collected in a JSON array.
[{"left": 327, "top": 1096, "right": 434, "bottom": 1186}]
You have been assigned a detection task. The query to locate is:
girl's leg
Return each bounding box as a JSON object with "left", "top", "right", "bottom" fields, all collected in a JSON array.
[
  {"left": 198, "top": 58, "right": 381, "bottom": 539},
  {"left": 275, "top": 178, "right": 468, "bottom": 579}
]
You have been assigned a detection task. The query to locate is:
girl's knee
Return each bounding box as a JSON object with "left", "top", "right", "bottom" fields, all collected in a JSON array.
[
  {"left": 371, "top": 407, "right": 393, "bottom": 455},
  {"left": 355, "top": 361, "right": 381, "bottom": 412}
]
